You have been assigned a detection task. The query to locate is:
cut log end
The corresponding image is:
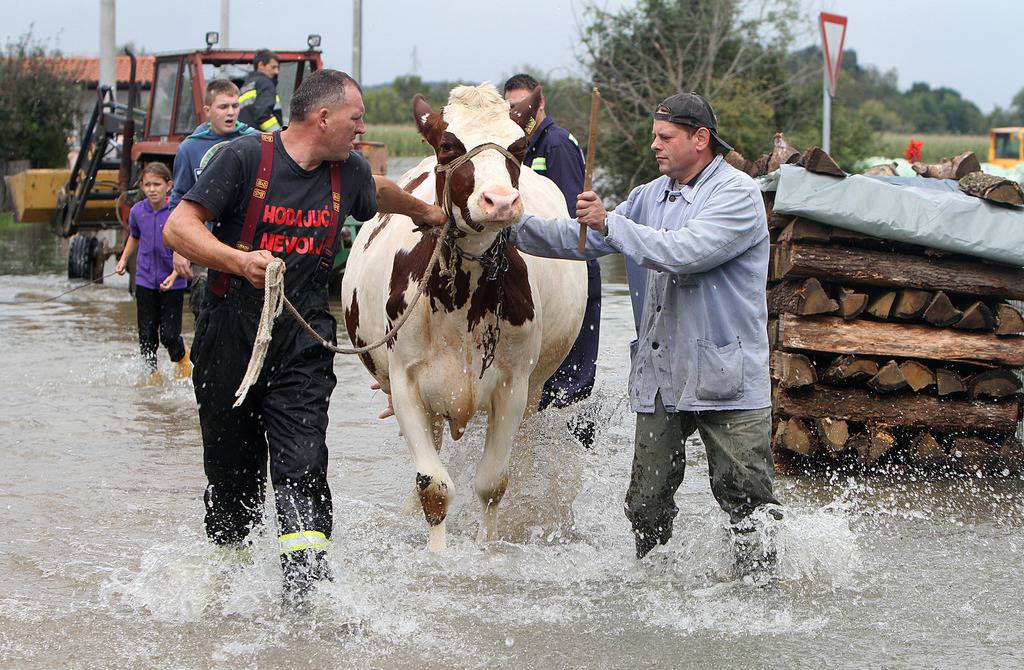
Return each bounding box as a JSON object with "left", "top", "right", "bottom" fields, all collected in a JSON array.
[
  {"left": 995, "top": 303, "right": 1024, "bottom": 336},
  {"left": 854, "top": 428, "right": 896, "bottom": 466},
  {"left": 814, "top": 417, "right": 849, "bottom": 455},
  {"left": 822, "top": 355, "right": 880, "bottom": 384},
  {"left": 839, "top": 288, "right": 869, "bottom": 320},
  {"left": 800, "top": 146, "right": 845, "bottom": 177},
  {"left": 954, "top": 302, "right": 996, "bottom": 331},
  {"left": 923, "top": 291, "right": 963, "bottom": 327},
  {"left": 798, "top": 277, "right": 839, "bottom": 316},
  {"left": 912, "top": 152, "right": 981, "bottom": 180},
  {"left": 867, "top": 360, "right": 908, "bottom": 393},
  {"left": 866, "top": 291, "right": 897, "bottom": 320},
  {"left": 967, "top": 369, "right": 1022, "bottom": 400},
  {"left": 774, "top": 418, "right": 817, "bottom": 456},
  {"left": 911, "top": 432, "right": 946, "bottom": 464},
  {"left": 959, "top": 171, "right": 1024, "bottom": 207},
  {"left": 893, "top": 289, "right": 933, "bottom": 321},
  {"left": 936, "top": 368, "right": 967, "bottom": 397},
  {"left": 950, "top": 436, "right": 997, "bottom": 475},
  {"left": 779, "top": 218, "right": 832, "bottom": 244},
  {"left": 898, "top": 360, "right": 935, "bottom": 392},
  {"left": 771, "top": 351, "right": 817, "bottom": 388}
]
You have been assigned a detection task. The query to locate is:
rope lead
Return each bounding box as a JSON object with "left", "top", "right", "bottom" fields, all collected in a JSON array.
[{"left": 232, "top": 220, "right": 455, "bottom": 405}]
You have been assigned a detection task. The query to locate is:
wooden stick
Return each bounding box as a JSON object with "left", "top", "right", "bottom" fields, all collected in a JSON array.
[{"left": 578, "top": 87, "right": 601, "bottom": 251}]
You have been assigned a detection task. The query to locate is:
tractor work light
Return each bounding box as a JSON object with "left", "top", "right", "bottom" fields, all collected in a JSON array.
[
  {"left": 205, "top": 31, "right": 219, "bottom": 48},
  {"left": 307, "top": 34, "right": 322, "bottom": 49}
]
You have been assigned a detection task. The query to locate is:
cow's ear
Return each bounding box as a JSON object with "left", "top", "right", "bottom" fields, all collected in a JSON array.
[
  {"left": 413, "top": 94, "right": 446, "bottom": 150},
  {"left": 509, "top": 86, "right": 543, "bottom": 132}
]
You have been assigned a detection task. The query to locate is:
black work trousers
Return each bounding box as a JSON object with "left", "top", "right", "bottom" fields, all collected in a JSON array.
[
  {"left": 540, "top": 259, "right": 601, "bottom": 409},
  {"left": 135, "top": 285, "right": 186, "bottom": 370},
  {"left": 191, "top": 281, "right": 338, "bottom": 559}
]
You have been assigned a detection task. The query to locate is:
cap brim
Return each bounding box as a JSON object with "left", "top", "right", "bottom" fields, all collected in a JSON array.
[{"left": 710, "top": 129, "right": 733, "bottom": 153}]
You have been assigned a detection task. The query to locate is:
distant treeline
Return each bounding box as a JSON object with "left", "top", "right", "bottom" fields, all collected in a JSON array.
[
  {"left": 366, "top": 49, "right": 1024, "bottom": 138},
  {"left": 800, "top": 47, "right": 1024, "bottom": 135}
]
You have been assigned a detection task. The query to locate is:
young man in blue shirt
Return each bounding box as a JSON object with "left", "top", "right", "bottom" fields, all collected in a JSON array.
[
  {"left": 169, "top": 78, "right": 257, "bottom": 312},
  {"left": 170, "top": 79, "right": 257, "bottom": 210},
  {"left": 503, "top": 74, "right": 602, "bottom": 449}
]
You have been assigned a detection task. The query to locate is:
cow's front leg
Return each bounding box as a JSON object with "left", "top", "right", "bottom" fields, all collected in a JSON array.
[
  {"left": 475, "top": 374, "right": 529, "bottom": 542},
  {"left": 391, "top": 371, "right": 453, "bottom": 552}
]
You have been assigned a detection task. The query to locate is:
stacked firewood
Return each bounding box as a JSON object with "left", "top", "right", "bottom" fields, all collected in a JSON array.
[{"left": 760, "top": 163, "right": 1024, "bottom": 476}]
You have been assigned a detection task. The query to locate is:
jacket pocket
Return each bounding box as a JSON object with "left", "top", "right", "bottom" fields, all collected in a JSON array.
[{"left": 695, "top": 338, "right": 744, "bottom": 401}]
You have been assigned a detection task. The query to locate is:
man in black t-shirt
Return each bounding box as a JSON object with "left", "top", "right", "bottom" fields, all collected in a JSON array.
[{"left": 164, "top": 69, "right": 445, "bottom": 599}]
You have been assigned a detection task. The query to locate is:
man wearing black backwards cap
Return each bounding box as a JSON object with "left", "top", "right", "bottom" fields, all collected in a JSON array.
[{"left": 510, "top": 92, "right": 782, "bottom": 576}]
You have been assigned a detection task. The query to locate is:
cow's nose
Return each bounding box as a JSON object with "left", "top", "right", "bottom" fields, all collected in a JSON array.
[{"left": 478, "top": 190, "right": 522, "bottom": 219}]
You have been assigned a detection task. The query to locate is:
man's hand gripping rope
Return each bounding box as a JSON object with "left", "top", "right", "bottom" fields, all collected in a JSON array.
[{"left": 233, "top": 219, "right": 454, "bottom": 407}]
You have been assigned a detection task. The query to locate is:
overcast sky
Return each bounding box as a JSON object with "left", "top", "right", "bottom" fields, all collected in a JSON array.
[{"left": 6, "top": 0, "right": 1023, "bottom": 111}]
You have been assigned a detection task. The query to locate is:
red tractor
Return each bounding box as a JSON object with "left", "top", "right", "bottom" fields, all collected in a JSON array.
[{"left": 59, "top": 42, "right": 385, "bottom": 282}]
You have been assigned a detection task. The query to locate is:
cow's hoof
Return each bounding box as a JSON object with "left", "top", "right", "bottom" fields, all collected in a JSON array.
[
  {"left": 476, "top": 505, "right": 499, "bottom": 542},
  {"left": 416, "top": 472, "right": 450, "bottom": 526},
  {"left": 427, "top": 521, "right": 447, "bottom": 552}
]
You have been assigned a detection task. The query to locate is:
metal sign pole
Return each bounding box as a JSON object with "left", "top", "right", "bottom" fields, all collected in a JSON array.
[
  {"left": 822, "top": 61, "right": 831, "bottom": 154},
  {"left": 819, "top": 12, "right": 847, "bottom": 156}
]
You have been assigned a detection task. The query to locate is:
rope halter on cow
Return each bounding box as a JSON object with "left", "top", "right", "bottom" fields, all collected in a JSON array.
[
  {"left": 432, "top": 141, "right": 521, "bottom": 233},
  {"left": 233, "top": 141, "right": 523, "bottom": 404}
]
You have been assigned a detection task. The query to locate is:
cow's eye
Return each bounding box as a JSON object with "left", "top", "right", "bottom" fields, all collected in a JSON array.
[{"left": 440, "top": 142, "right": 452, "bottom": 152}]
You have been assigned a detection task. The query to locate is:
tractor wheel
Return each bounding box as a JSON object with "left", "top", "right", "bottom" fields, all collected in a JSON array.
[{"left": 68, "top": 234, "right": 99, "bottom": 280}]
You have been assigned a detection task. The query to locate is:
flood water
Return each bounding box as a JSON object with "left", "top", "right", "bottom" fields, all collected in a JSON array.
[{"left": 1, "top": 206, "right": 1023, "bottom": 669}]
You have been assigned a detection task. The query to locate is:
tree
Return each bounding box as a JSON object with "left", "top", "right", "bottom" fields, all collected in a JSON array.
[
  {"left": 0, "top": 33, "right": 82, "bottom": 168},
  {"left": 363, "top": 75, "right": 473, "bottom": 125},
  {"left": 578, "top": 0, "right": 804, "bottom": 199}
]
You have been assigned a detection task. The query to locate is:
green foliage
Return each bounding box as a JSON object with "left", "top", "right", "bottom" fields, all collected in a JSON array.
[
  {"left": 0, "top": 33, "right": 81, "bottom": 167},
  {"left": 361, "top": 124, "right": 426, "bottom": 157},
  {"left": 579, "top": 0, "right": 804, "bottom": 199},
  {"left": 786, "top": 47, "right": 991, "bottom": 135},
  {"left": 363, "top": 75, "right": 473, "bottom": 125},
  {"left": 875, "top": 132, "right": 989, "bottom": 164}
]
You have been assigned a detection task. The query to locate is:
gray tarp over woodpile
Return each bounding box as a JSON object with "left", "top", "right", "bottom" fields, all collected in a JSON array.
[{"left": 761, "top": 164, "right": 1024, "bottom": 267}]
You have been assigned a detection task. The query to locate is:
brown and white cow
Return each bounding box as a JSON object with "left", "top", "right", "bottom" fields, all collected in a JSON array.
[{"left": 341, "top": 84, "right": 587, "bottom": 551}]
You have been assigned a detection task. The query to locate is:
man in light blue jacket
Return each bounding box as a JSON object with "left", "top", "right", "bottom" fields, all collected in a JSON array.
[{"left": 511, "top": 92, "right": 781, "bottom": 567}]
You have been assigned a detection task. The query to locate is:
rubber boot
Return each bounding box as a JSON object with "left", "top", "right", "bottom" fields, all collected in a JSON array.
[
  {"left": 731, "top": 508, "right": 784, "bottom": 585},
  {"left": 213, "top": 542, "right": 254, "bottom": 569},
  {"left": 147, "top": 369, "right": 165, "bottom": 385},
  {"left": 174, "top": 347, "right": 193, "bottom": 380},
  {"left": 281, "top": 549, "right": 333, "bottom": 605}
]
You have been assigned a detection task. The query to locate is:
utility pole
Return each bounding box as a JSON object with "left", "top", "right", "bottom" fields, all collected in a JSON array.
[
  {"left": 99, "top": 0, "right": 116, "bottom": 92},
  {"left": 352, "top": 0, "right": 362, "bottom": 83},
  {"left": 220, "top": 0, "right": 230, "bottom": 48}
]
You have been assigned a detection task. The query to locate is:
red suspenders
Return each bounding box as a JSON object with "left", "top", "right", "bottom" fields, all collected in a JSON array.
[{"left": 210, "top": 132, "right": 343, "bottom": 298}]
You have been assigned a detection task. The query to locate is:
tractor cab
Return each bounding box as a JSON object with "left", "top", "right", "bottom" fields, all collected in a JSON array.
[
  {"left": 48, "top": 42, "right": 386, "bottom": 282},
  {"left": 131, "top": 48, "right": 323, "bottom": 166},
  {"left": 988, "top": 127, "right": 1024, "bottom": 168}
]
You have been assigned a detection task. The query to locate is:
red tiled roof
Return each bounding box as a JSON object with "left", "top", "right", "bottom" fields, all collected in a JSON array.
[{"left": 47, "top": 55, "right": 155, "bottom": 84}]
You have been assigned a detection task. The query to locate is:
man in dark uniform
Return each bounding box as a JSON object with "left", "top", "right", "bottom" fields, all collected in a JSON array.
[
  {"left": 164, "top": 69, "right": 445, "bottom": 598},
  {"left": 238, "top": 49, "right": 283, "bottom": 133},
  {"left": 503, "top": 74, "right": 602, "bottom": 448}
]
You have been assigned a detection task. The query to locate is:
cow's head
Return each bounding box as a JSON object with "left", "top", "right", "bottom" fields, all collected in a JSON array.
[{"left": 413, "top": 84, "right": 540, "bottom": 235}]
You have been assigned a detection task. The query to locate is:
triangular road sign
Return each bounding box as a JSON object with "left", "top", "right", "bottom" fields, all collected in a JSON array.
[{"left": 820, "top": 12, "right": 847, "bottom": 97}]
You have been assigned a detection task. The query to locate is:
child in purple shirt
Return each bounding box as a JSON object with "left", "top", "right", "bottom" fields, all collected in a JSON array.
[{"left": 116, "top": 163, "right": 191, "bottom": 381}]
